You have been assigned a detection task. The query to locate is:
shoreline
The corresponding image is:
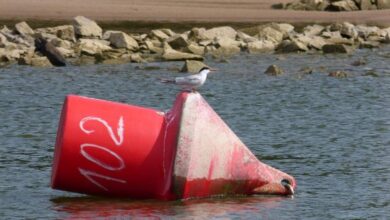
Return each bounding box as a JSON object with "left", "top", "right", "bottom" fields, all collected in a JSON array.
[
  {"left": 0, "top": 0, "right": 390, "bottom": 26},
  {"left": 1, "top": 16, "right": 389, "bottom": 70}
]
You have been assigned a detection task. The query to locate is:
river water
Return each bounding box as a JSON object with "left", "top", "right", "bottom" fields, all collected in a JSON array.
[{"left": 1, "top": 47, "right": 390, "bottom": 219}]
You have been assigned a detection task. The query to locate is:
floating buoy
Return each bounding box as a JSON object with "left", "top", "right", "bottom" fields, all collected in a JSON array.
[{"left": 51, "top": 92, "right": 296, "bottom": 199}]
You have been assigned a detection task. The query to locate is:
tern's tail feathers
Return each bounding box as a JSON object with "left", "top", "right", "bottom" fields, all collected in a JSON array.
[{"left": 160, "top": 78, "right": 175, "bottom": 83}]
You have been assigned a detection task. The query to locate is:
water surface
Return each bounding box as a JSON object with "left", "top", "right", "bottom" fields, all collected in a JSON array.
[{"left": 1, "top": 47, "right": 390, "bottom": 219}]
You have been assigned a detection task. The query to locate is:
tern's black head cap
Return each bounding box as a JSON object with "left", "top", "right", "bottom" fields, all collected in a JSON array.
[{"left": 199, "top": 67, "right": 210, "bottom": 72}]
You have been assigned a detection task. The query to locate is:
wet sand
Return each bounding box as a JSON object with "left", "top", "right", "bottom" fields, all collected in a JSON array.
[{"left": 1, "top": 0, "right": 390, "bottom": 24}]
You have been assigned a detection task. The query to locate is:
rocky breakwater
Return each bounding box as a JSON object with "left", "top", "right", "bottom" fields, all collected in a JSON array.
[
  {"left": 0, "top": 16, "right": 389, "bottom": 68},
  {"left": 274, "top": 0, "right": 390, "bottom": 11}
]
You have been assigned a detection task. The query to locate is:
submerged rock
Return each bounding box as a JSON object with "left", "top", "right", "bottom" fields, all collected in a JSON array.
[
  {"left": 328, "top": 70, "right": 348, "bottom": 78},
  {"left": 265, "top": 64, "right": 284, "bottom": 76},
  {"left": 322, "top": 44, "right": 354, "bottom": 53}
]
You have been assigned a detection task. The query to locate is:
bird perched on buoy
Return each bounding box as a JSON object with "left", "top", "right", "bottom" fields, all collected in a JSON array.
[{"left": 160, "top": 67, "right": 217, "bottom": 92}]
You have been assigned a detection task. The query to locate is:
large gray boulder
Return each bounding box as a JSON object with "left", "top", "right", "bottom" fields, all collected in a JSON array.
[
  {"left": 108, "top": 31, "right": 139, "bottom": 50},
  {"left": 73, "top": 16, "right": 102, "bottom": 38},
  {"left": 54, "top": 25, "right": 76, "bottom": 42}
]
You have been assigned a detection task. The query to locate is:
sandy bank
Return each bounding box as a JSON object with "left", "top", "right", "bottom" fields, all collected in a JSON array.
[{"left": 1, "top": 0, "right": 390, "bottom": 25}]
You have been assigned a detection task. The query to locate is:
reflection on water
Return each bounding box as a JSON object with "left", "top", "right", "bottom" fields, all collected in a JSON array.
[
  {"left": 0, "top": 46, "right": 390, "bottom": 219},
  {"left": 52, "top": 195, "right": 287, "bottom": 219}
]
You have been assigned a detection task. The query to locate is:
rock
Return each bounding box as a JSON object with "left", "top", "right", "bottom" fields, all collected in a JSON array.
[
  {"left": 202, "top": 26, "right": 237, "bottom": 40},
  {"left": 214, "top": 37, "right": 241, "bottom": 54},
  {"left": 0, "top": 47, "right": 23, "bottom": 61},
  {"left": 162, "top": 47, "right": 203, "bottom": 61},
  {"left": 15, "top": 21, "right": 34, "bottom": 37},
  {"left": 78, "top": 39, "right": 111, "bottom": 55},
  {"left": 328, "top": 70, "right": 348, "bottom": 78},
  {"left": 363, "top": 70, "right": 379, "bottom": 77},
  {"left": 271, "top": 23, "right": 295, "bottom": 37},
  {"left": 73, "top": 16, "right": 102, "bottom": 38},
  {"left": 56, "top": 47, "right": 75, "bottom": 58},
  {"left": 339, "top": 22, "right": 358, "bottom": 39},
  {"left": 144, "top": 40, "right": 164, "bottom": 54},
  {"left": 54, "top": 25, "right": 76, "bottom": 42},
  {"left": 167, "top": 34, "right": 189, "bottom": 50},
  {"left": 300, "top": 66, "right": 314, "bottom": 74},
  {"left": 377, "top": 0, "right": 390, "bottom": 9},
  {"left": 327, "top": 0, "right": 359, "bottom": 11},
  {"left": 35, "top": 37, "right": 67, "bottom": 66},
  {"left": 256, "top": 27, "right": 284, "bottom": 44},
  {"left": 247, "top": 40, "right": 276, "bottom": 53},
  {"left": 186, "top": 43, "right": 205, "bottom": 55},
  {"left": 50, "top": 38, "right": 73, "bottom": 49},
  {"left": 181, "top": 60, "right": 208, "bottom": 73},
  {"left": 31, "top": 56, "right": 53, "bottom": 67},
  {"left": 0, "top": 33, "right": 7, "bottom": 47},
  {"left": 150, "top": 29, "right": 170, "bottom": 40},
  {"left": 78, "top": 55, "right": 96, "bottom": 65},
  {"left": 285, "top": 0, "right": 329, "bottom": 10},
  {"left": 359, "top": 40, "right": 380, "bottom": 48},
  {"left": 236, "top": 31, "right": 258, "bottom": 43},
  {"left": 359, "top": 0, "right": 377, "bottom": 10},
  {"left": 296, "top": 34, "right": 327, "bottom": 50},
  {"left": 265, "top": 64, "right": 284, "bottom": 76},
  {"left": 303, "top": 24, "right": 325, "bottom": 36},
  {"left": 102, "top": 30, "right": 121, "bottom": 40},
  {"left": 108, "top": 31, "right": 139, "bottom": 50},
  {"left": 322, "top": 31, "right": 354, "bottom": 45},
  {"left": 351, "top": 58, "right": 367, "bottom": 66},
  {"left": 161, "top": 29, "right": 176, "bottom": 37},
  {"left": 355, "top": 25, "right": 380, "bottom": 39},
  {"left": 277, "top": 39, "right": 308, "bottom": 52},
  {"left": 130, "top": 53, "right": 145, "bottom": 63},
  {"left": 101, "top": 56, "right": 130, "bottom": 65},
  {"left": 322, "top": 44, "right": 354, "bottom": 53}
]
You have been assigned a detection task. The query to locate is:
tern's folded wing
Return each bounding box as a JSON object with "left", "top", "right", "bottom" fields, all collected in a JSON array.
[{"left": 175, "top": 75, "right": 202, "bottom": 86}]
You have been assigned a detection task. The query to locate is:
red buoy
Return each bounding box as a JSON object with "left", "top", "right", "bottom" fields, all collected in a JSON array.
[{"left": 52, "top": 92, "right": 295, "bottom": 199}]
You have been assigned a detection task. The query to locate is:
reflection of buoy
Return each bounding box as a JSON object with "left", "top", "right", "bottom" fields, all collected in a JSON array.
[{"left": 52, "top": 92, "right": 296, "bottom": 199}]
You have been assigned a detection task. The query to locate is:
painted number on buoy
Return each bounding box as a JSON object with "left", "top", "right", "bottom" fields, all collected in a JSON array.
[{"left": 78, "top": 116, "right": 127, "bottom": 191}]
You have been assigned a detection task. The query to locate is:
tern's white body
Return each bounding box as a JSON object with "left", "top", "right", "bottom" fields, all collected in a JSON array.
[{"left": 162, "top": 68, "right": 211, "bottom": 91}]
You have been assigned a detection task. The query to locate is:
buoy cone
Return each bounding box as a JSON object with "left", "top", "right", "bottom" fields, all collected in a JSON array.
[
  {"left": 172, "top": 92, "right": 296, "bottom": 198},
  {"left": 51, "top": 92, "right": 295, "bottom": 199}
]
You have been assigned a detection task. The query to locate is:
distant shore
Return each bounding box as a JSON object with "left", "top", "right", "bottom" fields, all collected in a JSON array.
[{"left": 1, "top": 0, "right": 390, "bottom": 25}]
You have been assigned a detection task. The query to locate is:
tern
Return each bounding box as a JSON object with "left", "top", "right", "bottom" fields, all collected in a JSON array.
[{"left": 160, "top": 67, "right": 217, "bottom": 91}]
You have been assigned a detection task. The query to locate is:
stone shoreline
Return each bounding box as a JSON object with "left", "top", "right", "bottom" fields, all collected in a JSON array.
[{"left": 0, "top": 16, "right": 389, "bottom": 69}]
